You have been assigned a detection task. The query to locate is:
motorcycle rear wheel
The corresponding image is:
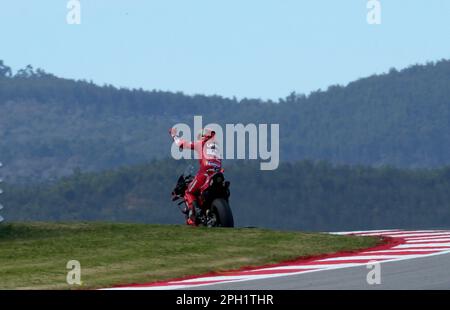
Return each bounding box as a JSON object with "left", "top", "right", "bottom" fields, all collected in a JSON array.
[{"left": 211, "top": 198, "right": 234, "bottom": 228}]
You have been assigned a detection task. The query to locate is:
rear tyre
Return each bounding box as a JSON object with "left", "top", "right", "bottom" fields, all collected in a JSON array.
[{"left": 211, "top": 198, "right": 234, "bottom": 228}]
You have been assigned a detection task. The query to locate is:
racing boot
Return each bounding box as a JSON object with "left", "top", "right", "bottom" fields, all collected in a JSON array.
[
  {"left": 186, "top": 205, "right": 196, "bottom": 226},
  {"left": 185, "top": 201, "right": 202, "bottom": 226},
  {"left": 192, "top": 200, "right": 202, "bottom": 220}
]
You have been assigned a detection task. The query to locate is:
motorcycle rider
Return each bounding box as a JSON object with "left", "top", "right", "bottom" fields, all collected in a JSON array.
[{"left": 169, "top": 127, "right": 222, "bottom": 225}]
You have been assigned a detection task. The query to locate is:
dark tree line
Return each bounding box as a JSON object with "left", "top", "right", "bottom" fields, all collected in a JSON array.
[{"left": 3, "top": 159, "right": 450, "bottom": 231}]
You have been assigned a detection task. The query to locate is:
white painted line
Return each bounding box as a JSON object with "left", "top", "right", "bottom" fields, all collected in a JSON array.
[
  {"left": 362, "top": 249, "right": 443, "bottom": 253},
  {"left": 174, "top": 275, "right": 250, "bottom": 283},
  {"left": 404, "top": 234, "right": 450, "bottom": 240},
  {"left": 356, "top": 231, "right": 446, "bottom": 237},
  {"left": 317, "top": 254, "right": 421, "bottom": 261},
  {"left": 166, "top": 268, "right": 332, "bottom": 286},
  {"left": 250, "top": 263, "right": 360, "bottom": 272},
  {"left": 331, "top": 229, "right": 399, "bottom": 235},
  {"left": 406, "top": 238, "right": 450, "bottom": 243},
  {"left": 377, "top": 232, "right": 450, "bottom": 238},
  {"left": 395, "top": 243, "right": 450, "bottom": 248}
]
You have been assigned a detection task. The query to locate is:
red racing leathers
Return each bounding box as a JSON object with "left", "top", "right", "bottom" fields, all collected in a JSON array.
[{"left": 171, "top": 128, "right": 222, "bottom": 225}]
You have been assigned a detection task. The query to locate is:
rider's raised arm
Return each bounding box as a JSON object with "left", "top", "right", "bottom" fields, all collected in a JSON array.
[
  {"left": 170, "top": 128, "right": 195, "bottom": 149},
  {"left": 174, "top": 136, "right": 195, "bottom": 150}
]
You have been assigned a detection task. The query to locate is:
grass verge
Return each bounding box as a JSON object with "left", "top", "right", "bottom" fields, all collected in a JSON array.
[{"left": 0, "top": 222, "right": 380, "bottom": 289}]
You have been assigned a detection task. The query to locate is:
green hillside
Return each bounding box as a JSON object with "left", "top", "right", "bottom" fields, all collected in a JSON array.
[{"left": 2, "top": 60, "right": 450, "bottom": 182}]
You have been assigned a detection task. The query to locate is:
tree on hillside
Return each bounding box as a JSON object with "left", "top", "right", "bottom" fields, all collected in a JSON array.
[{"left": 0, "top": 60, "right": 12, "bottom": 78}]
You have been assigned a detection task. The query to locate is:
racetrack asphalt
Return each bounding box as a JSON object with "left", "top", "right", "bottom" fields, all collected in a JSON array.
[{"left": 187, "top": 251, "right": 450, "bottom": 290}]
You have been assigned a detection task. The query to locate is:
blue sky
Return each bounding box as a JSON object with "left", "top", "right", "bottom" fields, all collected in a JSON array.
[{"left": 0, "top": 1, "right": 449, "bottom": 100}]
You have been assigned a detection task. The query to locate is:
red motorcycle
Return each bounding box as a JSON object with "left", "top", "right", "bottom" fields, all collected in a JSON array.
[{"left": 172, "top": 165, "right": 234, "bottom": 227}]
